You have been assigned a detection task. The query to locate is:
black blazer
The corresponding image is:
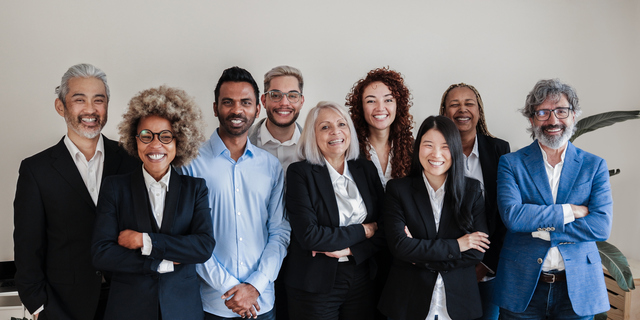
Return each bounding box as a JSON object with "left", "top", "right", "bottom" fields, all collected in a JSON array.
[
  {"left": 91, "top": 166, "right": 215, "bottom": 320},
  {"left": 13, "top": 136, "right": 139, "bottom": 319},
  {"left": 476, "top": 134, "right": 510, "bottom": 272},
  {"left": 378, "top": 176, "right": 488, "bottom": 320},
  {"left": 284, "top": 159, "right": 385, "bottom": 293}
]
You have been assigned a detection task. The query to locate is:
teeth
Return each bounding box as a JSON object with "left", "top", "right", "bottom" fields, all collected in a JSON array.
[
  {"left": 148, "top": 154, "right": 165, "bottom": 160},
  {"left": 276, "top": 111, "right": 292, "bottom": 115},
  {"left": 230, "top": 119, "right": 242, "bottom": 124},
  {"left": 428, "top": 160, "right": 444, "bottom": 166},
  {"left": 328, "top": 139, "right": 344, "bottom": 145},
  {"left": 82, "top": 118, "right": 96, "bottom": 122},
  {"left": 373, "top": 115, "right": 387, "bottom": 119},
  {"left": 456, "top": 117, "right": 470, "bottom": 121},
  {"left": 547, "top": 128, "right": 561, "bottom": 133}
]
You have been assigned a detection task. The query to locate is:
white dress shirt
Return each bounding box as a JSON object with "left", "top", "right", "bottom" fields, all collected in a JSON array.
[
  {"left": 326, "top": 159, "right": 367, "bottom": 262},
  {"left": 533, "top": 142, "right": 574, "bottom": 271},
  {"left": 255, "top": 120, "right": 301, "bottom": 175},
  {"left": 368, "top": 143, "right": 393, "bottom": 188},
  {"left": 63, "top": 135, "right": 104, "bottom": 204},
  {"left": 463, "top": 135, "right": 484, "bottom": 196},
  {"left": 422, "top": 173, "right": 452, "bottom": 320},
  {"left": 141, "top": 165, "right": 174, "bottom": 273}
]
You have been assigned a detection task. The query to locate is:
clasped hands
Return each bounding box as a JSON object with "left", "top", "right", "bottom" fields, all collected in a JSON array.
[
  {"left": 222, "top": 283, "right": 261, "bottom": 319},
  {"left": 311, "top": 222, "right": 377, "bottom": 259}
]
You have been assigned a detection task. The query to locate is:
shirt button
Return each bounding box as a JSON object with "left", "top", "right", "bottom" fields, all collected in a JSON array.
[
  {"left": 537, "top": 258, "right": 543, "bottom": 264},
  {"left": 240, "top": 262, "right": 243, "bottom": 265},
  {"left": 239, "top": 237, "right": 243, "bottom": 241},
  {"left": 237, "top": 212, "right": 241, "bottom": 215},
  {"left": 90, "top": 188, "right": 95, "bottom": 192},
  {"left": 236, "top": 188, "right": 239, "bottom": 192}
]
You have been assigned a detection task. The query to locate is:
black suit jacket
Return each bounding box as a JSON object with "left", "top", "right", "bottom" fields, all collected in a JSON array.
[
  {"left": 378, "top": 176, "right": 488, "bottom": 320},
  {"left": 13, "top": 136, "right": 139, "bottom": 319},
  {"left": 476, "top": 134, "right": 510, "bottom": 272},
  {"left": 91, "top": 167, "right": 215, "bottom": 320},
  {"left": 284, "top": 159, "right": 385, "bottom": 293}
]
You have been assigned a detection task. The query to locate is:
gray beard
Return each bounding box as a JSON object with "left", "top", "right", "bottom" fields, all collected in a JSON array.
[{"left": 533, "top": 123, "right": 575, "bottom": 149}]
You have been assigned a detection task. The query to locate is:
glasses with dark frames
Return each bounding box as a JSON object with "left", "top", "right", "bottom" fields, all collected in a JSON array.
[
  {"left": 136, "top": 129, "right": 174, "bottom": 144},
  {"left": 533, "top": 107, "right": 573, "bottom": 121}
]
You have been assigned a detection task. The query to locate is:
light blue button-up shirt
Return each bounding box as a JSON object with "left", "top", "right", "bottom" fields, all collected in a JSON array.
[{"left": 179, "top": 129, "right": 290, "bottom": 317}]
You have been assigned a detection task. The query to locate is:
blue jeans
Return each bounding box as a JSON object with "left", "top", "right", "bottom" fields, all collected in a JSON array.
[
  {"left": 499, "top": 275, "right": 593, "bottom": 320},
  {"left": 474, "top": 279, "right": 500, "bottom": 320},
  {"left": 205, "top": 308, "right": 275, "bottom": 320}
]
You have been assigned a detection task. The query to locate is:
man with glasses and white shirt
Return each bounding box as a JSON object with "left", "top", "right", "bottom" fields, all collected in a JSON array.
[{"left": 494, "top": 79, "right": 613, "bottom": 319}]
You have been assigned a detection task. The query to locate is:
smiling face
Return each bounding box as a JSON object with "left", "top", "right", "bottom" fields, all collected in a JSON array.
[
  {"left": 530, "top": 94, "right": 575, "bottom": 150},
  {"left": 55, "top": 77, "right": 108, "bottom": 141},
  {"left": 443, "top": 86, "right": 479, "bottom": 136},
  {"left": 362, "top": 81, "right": 397, "bottom": 133},
  {"left": 261, "top": 75, "right": 304, "bottom": 128},
  {"left": 419, "top": 128, "right": 451, "bottom": 188},
  {"left": 137, "top": 115, "right": 176, "bottom": 181},
  {"left": 315, "top": 108, "right": 351, "bottom": 162},
  {"left": 214, "top": 81, "right": 260, "bottom": 138}
]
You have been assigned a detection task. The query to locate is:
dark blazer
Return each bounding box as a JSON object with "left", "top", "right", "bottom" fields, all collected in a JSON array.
[
  {"left": 91, "top": 166, "right": 215, "bottom": 320},
  {"left": 284, "top": 159, "right": 385, "bottom": 293},
  {"left": 476, "top": 134, "right": 510, "bottom": 272},
  {"left": 13, "top": 136, "right": 139, "bottom": 319},
  {"left": 378, "top": 176, "right": 488, "bottom": 320}
]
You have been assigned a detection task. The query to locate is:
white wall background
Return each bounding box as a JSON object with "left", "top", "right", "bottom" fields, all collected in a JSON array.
[{"left": 1, "top": 0, "right": 639, "bottom": 262}]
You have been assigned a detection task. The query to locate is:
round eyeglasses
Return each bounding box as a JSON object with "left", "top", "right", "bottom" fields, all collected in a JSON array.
[
  {"left": 136, "top": 129, "right": 174, "bottom": 144},
  {"left": 266, "top": 90, "right": 302, "bottom": 103},
  {"left": 533, "top": 107, "right": 573, "bottom": 121}
]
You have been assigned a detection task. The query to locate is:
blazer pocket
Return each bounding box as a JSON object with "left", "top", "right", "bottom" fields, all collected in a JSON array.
[{"left": 586, "top": 250, "right": 601, "bottom": 264}]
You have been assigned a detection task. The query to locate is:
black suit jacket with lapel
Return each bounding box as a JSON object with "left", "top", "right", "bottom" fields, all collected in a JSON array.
[
  {"left": 13, "top": 136, "right": 139, "bottom": 319},
  {"left": 284, "top": 158, "right": 385, "bottom": 294},
  {"left": 91, "top": 166, "right": 215, "bottom": 320},
  {"left": 476, "top": 134, "right": 510, "bottom": 273},
  {"left": 378, "top": 176, "right": 488, "bottom": 320}
]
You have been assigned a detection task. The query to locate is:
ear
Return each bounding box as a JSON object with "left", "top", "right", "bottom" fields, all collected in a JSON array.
[
  {"left": 55, "top": 98, "right": 65, "bottom": 117},
  {"left": 300, "top": 94, "right": 305, "bottom": 106},
  {"left": 255, "top": 101, "right": 261, "bottom": 118},
  {"left": 529, "top": 117, "right": 535, "bottom": 127},
  {"left": 260, "top": 94, "right": 266, "bottom": 107},
  {"left": 213, "top": 102, "right": 218, "bottom": 117}
]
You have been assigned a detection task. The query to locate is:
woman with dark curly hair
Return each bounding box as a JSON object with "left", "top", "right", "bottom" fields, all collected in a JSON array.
[
  {"left": 346, "top": 67, "right": 414, "bottom": 188},
  {"left": 439, "top": 83, "right": 510, "bottom": 320},
  {"left": 92, "top": 86, "right": 215, "bottom": 320}
]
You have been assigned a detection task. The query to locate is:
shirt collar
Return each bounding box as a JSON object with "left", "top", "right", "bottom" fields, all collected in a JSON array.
[
  {"left": 422, "top": 172, "right": 446, "bottom": 198},
  {"left": 325, "top": 158, "right": 354, "bottom": 184},
  {"left": 64, "top": 134, "right": 105, "bottom": 162},
  {"left": 209, "top": 128, "right": 254, "bottom": 159},
  {"left": 142, "top": 164, "right": 171, "bottom": 191},
  {"left": 259, "top": 120, "right": 301, "bottom": 147},
  {"left": 538, "top": 141, "right": 567, "bottom": 166},
  {"left": 470, "top": 135, "right": 480, "bottom": 158}
]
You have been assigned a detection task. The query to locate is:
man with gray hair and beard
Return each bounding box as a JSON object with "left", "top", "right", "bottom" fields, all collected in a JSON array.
[
  {"left": 14, "top": 63, "right": 138, "bottom": 319},
  {"left": 493, "top": 79, "right": 613, "bottom": 319}
]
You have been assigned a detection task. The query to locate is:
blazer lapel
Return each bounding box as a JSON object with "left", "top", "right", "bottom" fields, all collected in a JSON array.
[
  {"left": 477, "top": 134, "right": 497, "bottom": 199},
  {"left": 160, "top": 167, "right": 181, "bottom": 234},
  {"left": 50, "top": 138, "right": 96, "bottom": 209},
  {"left": 131, "top": 168, "right": 155, "bottom": 233},
  {"left": 312, "top": 164, "right": 341, "bottom": 227},
  {"left": 411, "top": 176, "right": 437, "bottom": 239},
  {"left": 102, "top": 136, "right": 125, "bottom": 178},
  {"left": 556, "top": 143, "right": 581, "bottom": 205},
  {"left": 524, "top": 141, "right": 554, "bottom": 205},
  {"left": 348, "top": 160, "right": 375, "bottom": 222}
]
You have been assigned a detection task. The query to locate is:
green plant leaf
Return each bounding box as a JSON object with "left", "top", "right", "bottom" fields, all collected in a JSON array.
[
  {"left": 598, "top": 241, "right": 635, "bottom": 291},
  {"left": 570, "top": 110, "right": 640, "bottom": 142},
  {"left": 594, "top": 312, "right": 608, "bottom": 320}
]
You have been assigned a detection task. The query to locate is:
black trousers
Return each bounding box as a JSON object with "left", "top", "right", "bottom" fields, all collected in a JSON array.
[{"left": 287, "top": 259, "right": 374, "bottom": 320}]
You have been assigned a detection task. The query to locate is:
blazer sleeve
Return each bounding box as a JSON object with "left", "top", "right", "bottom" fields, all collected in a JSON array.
[
  {"left": 286, "top": 163, "right": 368, "bottom": 252},
  {"left": 92, "top": 177, "right": 158, "bottom": 274},
  {"left": 13, "top": 160, "right": 48, "bottom": 313},
  {"left": 147, "top": 178, "right": 215, "bottom": 264}
]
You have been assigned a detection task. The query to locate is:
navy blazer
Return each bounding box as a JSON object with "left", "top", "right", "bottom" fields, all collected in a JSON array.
[
  {"left": 92, "top": 166, "right": 215, "bottom": 320},
  {"left": 476, "top": 134, "right": 510, "bottom": 272},
  {"left": 378, "top": 176, "right": 488, "bottom": 320},
  {"left": 495, "top": 141, "right": 612, "bottom": 316},
  {"left": 284, "top": 159, "right": 385, "bottom": 293},
  {"left": 14, "top": 136, "right": 139, "bottom": 319}
]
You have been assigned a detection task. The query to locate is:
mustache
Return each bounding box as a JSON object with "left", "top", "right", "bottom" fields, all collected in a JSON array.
[
  {"left": 541, "top": 124, "right": 566, "bottom": 131},
  {"left": 226, "top": 114, "right": 248, "bottom": 122}
]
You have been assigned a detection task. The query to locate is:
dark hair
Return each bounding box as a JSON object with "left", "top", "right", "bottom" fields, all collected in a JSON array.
[
  {"left": 439, "top": 83, "right": 493, "bottom": 137},
  {"left": 411, "top": 115, "right": 472, "bottom": 233},
  {"left": 214, "top": 66, "right": 260, "bottom": 104},
  {"left": 346, "top": 67, "right": 414, "bottom": 179}
]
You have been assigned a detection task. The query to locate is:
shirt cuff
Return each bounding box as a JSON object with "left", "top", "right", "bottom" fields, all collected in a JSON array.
[
  {"left": 33, "top": 305, "right": 44, "bottom": 315},
  {"left": 157, "top": 260, "right": 174, "bottom": 273},
  {"left": 244, "top": 271, "right": 269, "bottom": 295},
  {"left": 563, "top": 204, "right": 575, "bottom": 224},
  {"left": 142, "top": 233, "right": 152, "bottom": 256}
]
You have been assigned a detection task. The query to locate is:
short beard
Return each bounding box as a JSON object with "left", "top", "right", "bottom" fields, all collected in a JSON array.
[
  {"left": 219, "top": 114, "right": 256, "bottom": 137},
  {"left": 266, "top": 108, "right": 299, "bottom": 128},
  {"left": 533, "top": 123, "right": 575, "bottom": 149},
  {"left": 65, "top": 112, "right": 106, "bottom": 139}
]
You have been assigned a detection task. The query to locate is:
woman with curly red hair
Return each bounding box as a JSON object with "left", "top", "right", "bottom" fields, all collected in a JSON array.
[{"left": 346, "top": 67, "right": 414, "bottom": 188}]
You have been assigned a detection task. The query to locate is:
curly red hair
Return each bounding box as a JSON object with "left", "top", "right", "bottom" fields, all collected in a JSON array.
[{"left": 346, "top": 67, "right": 414, "bottom": 179}]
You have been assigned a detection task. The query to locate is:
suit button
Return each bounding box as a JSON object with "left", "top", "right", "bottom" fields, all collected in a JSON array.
[
  {"left": 551, "top": 227, "right": 555, "bottom": 231},
  {"left": 425, "top": 263, "right": 429, "bottom": 267},
  {"left": 537, "top": 258, "right": 543, "bottom": 264},
  {"left": 537, "top": 228, "right": 542, "bottom": 231},
  {"left": 96, "top": 271, "right": 102, "bottom": 276},
  {"left": 448, "top": 254, "right": 453, "bottom": 259}
]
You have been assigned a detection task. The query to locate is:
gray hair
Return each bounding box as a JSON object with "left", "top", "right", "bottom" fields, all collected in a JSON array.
[
  {"left": 56, "top": 63, "right": 110, "bottom": 104},
  {"left": 264, "top": 65, "right": 304, "bottom": 93},
  {"left": 521, "top": 78, "right": 582, "bottom": 119},
  {"left": 298, "top": 101, "right": 360, "bottom": 166}
]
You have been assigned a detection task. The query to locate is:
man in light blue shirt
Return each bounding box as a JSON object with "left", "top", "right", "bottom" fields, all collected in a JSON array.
[{"left": 180, "top": 66, "right": 290, "bottom": 320}]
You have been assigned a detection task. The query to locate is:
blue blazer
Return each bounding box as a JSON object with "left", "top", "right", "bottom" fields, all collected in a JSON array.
[
  {"left": 92, "top": 166, "right": 215, "bottom": 320},
  {"left": 494, "top": 140, "right": 612, "bottom": 316}
]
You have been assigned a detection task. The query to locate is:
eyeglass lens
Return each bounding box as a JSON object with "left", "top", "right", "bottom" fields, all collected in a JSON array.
[
  {"left": 269, "top": 90, "right": 300, "bottom": 103},
  {"left": 138, "top": 130, "right": 174, "bottom": 144}
]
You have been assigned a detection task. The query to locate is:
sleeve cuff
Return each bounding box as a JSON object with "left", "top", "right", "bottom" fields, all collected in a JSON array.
[
  {"left": 157, "top": 260, "right": 174, "bottom": 273},
  {"left": 562, "top": 204, "right": 575, "bottom": 224},
  {"left": 142, "top": 233, "right": 152, "bottom": 256},
  {"left": 33, "top": 305, "right": 44, "bottom": 315},
  {"left": 244, "top": 271, "right": 269, "bottom": 295}
]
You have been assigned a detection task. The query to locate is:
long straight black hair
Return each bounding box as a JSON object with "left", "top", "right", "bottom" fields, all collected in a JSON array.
[{"left": 410, "top": 116, "right": 473, "bottom": 233}]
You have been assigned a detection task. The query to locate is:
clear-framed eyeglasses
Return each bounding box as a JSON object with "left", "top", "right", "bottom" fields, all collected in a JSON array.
[
  {"left": 136, "top": 129, "right": 174, "bottom": 144},
  {"left": 533, "top": 107, "right": 573, "bottom": 121},
  {"left": 266, "top": 90, "right": 302, "bottom": 103}
]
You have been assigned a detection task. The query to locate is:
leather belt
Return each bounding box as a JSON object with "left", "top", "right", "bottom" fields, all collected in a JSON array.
[{"left": 539, "top": 271, "right": 566, "bottom": 283}]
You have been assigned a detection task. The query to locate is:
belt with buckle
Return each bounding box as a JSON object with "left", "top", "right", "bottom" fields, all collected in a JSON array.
[{"left": 539, "top": 271, "right": 566, "bottom": 283}]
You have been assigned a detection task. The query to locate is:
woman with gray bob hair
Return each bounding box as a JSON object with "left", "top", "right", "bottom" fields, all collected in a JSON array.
[{"left": 284, "top": 101, "right": 385, "bottom": 319}]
